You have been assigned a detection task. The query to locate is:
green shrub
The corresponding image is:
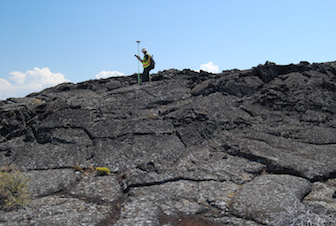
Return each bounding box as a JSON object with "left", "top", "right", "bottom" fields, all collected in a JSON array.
[
  {"left": 95, "top": 167, "right": 111, "bottom": 176},
  {"left": 0, "top": 167, "right": 30, "bottom": 211}
]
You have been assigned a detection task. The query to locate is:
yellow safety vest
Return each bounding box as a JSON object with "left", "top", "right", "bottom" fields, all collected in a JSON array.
[{"left": 142, "top": 54, "right": 151, "bottom": 68}]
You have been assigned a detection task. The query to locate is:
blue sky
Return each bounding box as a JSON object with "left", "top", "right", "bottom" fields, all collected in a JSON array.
[{"left": 1, "top": 0, "right": 335, "bottom": 100}]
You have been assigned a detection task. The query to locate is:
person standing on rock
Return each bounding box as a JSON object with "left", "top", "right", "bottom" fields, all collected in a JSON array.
[{"left": 135, "top": 47, "right": 153, "bottom": 83}]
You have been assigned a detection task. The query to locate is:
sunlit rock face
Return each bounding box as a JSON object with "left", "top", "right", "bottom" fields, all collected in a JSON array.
[{"left": 1, "top": 61, "right": 336, "bottom": 225}]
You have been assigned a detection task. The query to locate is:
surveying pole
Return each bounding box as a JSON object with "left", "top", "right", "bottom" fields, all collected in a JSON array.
[{"left": 136, "top": 40, "right": 141, "bottom": 84}]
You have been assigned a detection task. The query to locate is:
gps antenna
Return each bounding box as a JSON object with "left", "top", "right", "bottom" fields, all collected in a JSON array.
[{"left": 136, "top": 40, "right": 141, "bottom": 84}]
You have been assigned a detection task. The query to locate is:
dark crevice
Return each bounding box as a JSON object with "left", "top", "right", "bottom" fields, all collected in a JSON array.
[
  {"left": 294, "top": 140, "right": 336, "bottom": 145},
  {"left": 174, "top": 131, "right": 187, "bottom": 148},
  {"left": 227, "top": 148, "right": 304, "bottom": 177},
  {"left": 0, "top": 148, "right": 12, "bottom": 157},
  {"left": 227, "top": 147, "right": 336, "bottom": 183},
  {"left": 90, "top": 131, "right": 175, "bottom": 143},
  {"left": 147, "top": 100, "right": 175, "bottom": 108},
  {"left": 122, "top": 177, "right": 224, "bottom": 193},
  {"left": 229, "top": 211, "right": 268, "bottom": 225},
  {"left": 32, "top": 126, "right": 95, "bottom": 145},
  {"left": 159, "top": 212, "right": 226, "bottom": 226},
  {"left": 239, "top": 107, "right": 255, "bottom": 117},
  {"left": 313, "top": 171, "right": 336, "bottom": 183}
]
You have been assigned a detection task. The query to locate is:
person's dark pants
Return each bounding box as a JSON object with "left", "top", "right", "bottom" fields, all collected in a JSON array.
[{"left": 142, "top": 67, "right": 151, "bottom": 82}]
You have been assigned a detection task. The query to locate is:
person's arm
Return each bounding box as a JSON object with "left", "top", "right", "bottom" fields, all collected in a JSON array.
[
  {"left": 134, "top": 55, "right": 143, "bottom": 63},
  {"left": 135, "top": 55, "right": 146, "bottom": 63}
]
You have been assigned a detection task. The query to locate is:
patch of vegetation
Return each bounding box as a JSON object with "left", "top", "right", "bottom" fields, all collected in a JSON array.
[
  {"left": 95, "top": 167, "right": 111, "bottom": 176},
  {"left": 73, "top": 162, "right": 84, "bottom": 172},
  {"left": 0, "top": 166, "right": 30, "bottom": 211}
]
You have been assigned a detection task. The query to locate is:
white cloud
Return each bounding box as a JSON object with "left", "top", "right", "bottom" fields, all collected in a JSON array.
[
  {"left": 0, "top": 67, "right": 70, "bottom": 100},
  {"left": 200, "top": 62, "right": 219, "bottom": 73},
  {"left": 95, "top": 70, "right": 125, "bottom": 79}
]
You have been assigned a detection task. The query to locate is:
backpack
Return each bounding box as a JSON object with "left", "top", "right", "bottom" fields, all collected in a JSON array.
[{"left": 150, "top": 55, "right": 155, "bottom": 70}]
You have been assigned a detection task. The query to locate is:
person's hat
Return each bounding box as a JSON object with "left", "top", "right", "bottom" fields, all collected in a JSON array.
[{"left": 142, "top": 47, "right": 147, "bottom": 52}]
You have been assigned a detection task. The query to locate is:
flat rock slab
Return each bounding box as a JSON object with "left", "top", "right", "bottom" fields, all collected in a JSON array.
[
  {"left": 24, "top": 169, "right": 79, "bottom": 197},
  {"left": 0, "top": 196, "right": 110, "bottom": 226},
  {"left": 69, "top": 175, "right": 122, "bottom": 203},
  {"left": 228, "top": 131, "right": 336, "bottom": 180},
  {"left": 229, "top": 174, "right": 311, "bottom": 224}
]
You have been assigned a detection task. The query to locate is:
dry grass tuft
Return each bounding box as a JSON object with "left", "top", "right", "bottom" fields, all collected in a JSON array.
[{"left": 0, "top": 166, "right": 30, "bottom": 211}]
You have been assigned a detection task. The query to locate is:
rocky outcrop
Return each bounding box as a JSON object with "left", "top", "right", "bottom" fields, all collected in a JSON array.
[{"left": 1, "top": 61, "right": 336, "bottom": 225}]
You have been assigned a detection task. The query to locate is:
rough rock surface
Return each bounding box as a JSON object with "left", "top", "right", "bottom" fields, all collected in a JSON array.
[
  {"left": 229, "top": 174, "right": 312, "bottom": 224},
  {"left": 1, "top": 61, "right": 336, "bottom": 225}
]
